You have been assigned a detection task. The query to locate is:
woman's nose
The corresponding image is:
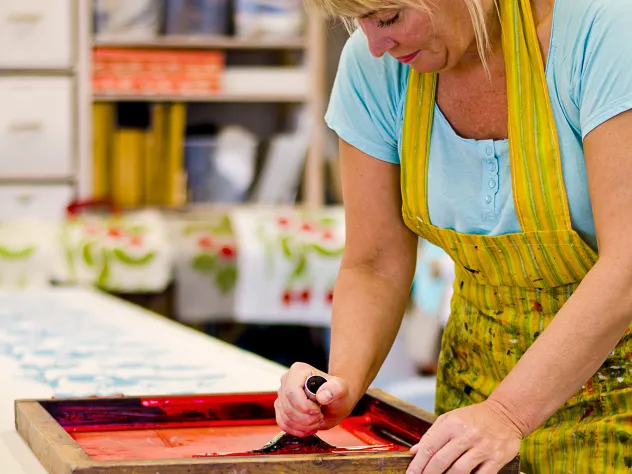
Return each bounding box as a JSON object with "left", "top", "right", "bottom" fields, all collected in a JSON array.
[{"left": 358, "top": 21, "right": 397, "bottom": 57}]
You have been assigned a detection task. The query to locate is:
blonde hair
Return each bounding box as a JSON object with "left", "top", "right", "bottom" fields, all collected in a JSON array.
[{"left": 312, "top": 0, "right": 493, "bottom": 70}]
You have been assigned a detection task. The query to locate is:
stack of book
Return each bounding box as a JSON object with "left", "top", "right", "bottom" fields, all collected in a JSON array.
[
  {"left": 93, "top": 48, "right": 225, "bottom": 97},
  {"left": 92, "top": 101, "right": 187, "bottom": 208}
]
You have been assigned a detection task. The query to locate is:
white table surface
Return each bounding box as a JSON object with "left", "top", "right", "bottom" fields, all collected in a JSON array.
[{"left": 0, "top": 287, "right": 286, "bottom": 474}]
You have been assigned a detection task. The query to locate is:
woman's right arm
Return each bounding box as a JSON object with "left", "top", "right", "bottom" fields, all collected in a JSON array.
[
  {"left": 275, "top": 139, "right": 418, "bottom": 436},
  {"left": 328, "top": 138, "right": 418, "bottom": 402}
]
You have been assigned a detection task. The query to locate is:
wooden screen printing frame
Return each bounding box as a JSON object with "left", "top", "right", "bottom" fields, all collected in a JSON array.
[{"left": 15, "top": 388, "right": 520, "bottom": 473}]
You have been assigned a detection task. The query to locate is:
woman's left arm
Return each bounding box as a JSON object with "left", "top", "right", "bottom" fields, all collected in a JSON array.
[
  {"left": 408, "top": 110, "right": 632, "bottom": 473},
  {"left": 488, "top": 109, "right": 632, "bottom": 435}
]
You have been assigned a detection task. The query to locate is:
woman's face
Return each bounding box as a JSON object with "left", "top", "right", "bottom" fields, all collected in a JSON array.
[{"left": 356, "top": 2, "right": 485, "bottom": 72}]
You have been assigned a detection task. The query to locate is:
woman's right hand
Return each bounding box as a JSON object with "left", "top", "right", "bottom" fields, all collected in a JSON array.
[{"left": 275, "top": 362, "right": 357, "bottom": 437}]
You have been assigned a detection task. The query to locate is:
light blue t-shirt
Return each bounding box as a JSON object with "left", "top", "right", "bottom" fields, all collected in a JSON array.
[{"left": 325, "top": 0, "right": 632, "bottom": 251}]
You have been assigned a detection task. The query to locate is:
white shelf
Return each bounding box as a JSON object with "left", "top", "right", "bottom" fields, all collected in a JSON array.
[
  {"left": 93, "top": 92, "right": 307, "bottom": 103},
  {"left": 93, "top": 35, "right": 307, "bottom": 50}
]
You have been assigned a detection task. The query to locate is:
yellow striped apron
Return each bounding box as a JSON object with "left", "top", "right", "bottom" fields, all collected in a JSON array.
[{"left": 401, "top": 0, "right": 632, "bottom": 471}]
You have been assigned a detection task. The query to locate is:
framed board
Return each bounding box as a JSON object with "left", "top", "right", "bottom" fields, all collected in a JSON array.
[{"left": 15, "top": 388, "right": 520, "bottom": 473}]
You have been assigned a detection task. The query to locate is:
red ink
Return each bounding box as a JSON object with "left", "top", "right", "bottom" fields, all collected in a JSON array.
[
  {"left": 579, "top": 405, "right": 594, "bottom": 422},
  {"left": 585, "top": 379, "right": 595, "bottom": 395},
  {"left": 40, "top": 392, "right": 429, "bottom": 462},
  {"left": 531, "top": 301, "right": 543, "bottom": 312}
]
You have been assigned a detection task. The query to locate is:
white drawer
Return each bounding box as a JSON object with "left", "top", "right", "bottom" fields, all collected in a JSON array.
[
  {"left": 0, "top": 0, "right": 73, "bottom": 69},
  {"left": 0, "top": 78, "right": 74, "bottom": 179},
  {"left": 0, "top": 185, "right": 74, "bottom": 221}
]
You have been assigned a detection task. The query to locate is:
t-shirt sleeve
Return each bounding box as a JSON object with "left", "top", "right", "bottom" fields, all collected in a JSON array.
[
  {"left": 576, "top": 1, "right": 632, "bottom": 138},
  {"left": 324, "top": 30, "right": 407, "bottom": 164}
]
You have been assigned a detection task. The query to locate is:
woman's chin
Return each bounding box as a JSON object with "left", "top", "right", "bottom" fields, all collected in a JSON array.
[{"left": 409, "top": 51, "right": 449, "bottom": 73}]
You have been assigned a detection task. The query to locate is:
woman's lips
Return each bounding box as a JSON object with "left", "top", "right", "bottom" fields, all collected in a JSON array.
[{"left": 396, "top": 50, "right": 420, "bottom": 64}]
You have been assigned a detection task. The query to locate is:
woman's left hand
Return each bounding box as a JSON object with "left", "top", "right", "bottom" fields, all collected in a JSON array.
[{"left": 407, "top": 400, "right": 523, "bottom": 473}]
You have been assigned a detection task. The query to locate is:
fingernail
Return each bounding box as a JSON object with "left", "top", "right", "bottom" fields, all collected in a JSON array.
[
  {"left": 320, "top": 390, "right": 333, "bottom": 402},
  {"left": 310, "top": 409, "right": 320, "bottom": 415}
]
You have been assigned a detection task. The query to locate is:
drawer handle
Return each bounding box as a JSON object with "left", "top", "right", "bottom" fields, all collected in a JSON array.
[
  {"left": 9, "top": 121, "right": 43, "bottom": 133},
  {"left": 7, "top": 12, "right": 42, "bottom": 23}
]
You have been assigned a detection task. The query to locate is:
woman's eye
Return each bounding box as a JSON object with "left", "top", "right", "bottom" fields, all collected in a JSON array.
[{"left": 377, "top": 12, "right": 400, "bottom": 28}]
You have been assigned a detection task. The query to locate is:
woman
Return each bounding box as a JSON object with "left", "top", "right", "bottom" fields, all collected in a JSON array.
[{"left": 275, "top": 0, "right": 632, "bottom": 471}]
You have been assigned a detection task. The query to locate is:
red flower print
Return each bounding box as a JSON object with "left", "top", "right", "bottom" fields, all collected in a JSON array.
[
  {"left": 198, "top": 236, "right": 213, "bottom": 249},
  {"left": 326, "top": 290, "right": 334, "bottom": 304},
  {"left": 301, "top": 223, "right": 313, "bottom": 232},
  {"left": 282, "top": 290, "right": 292, "bottom": 306},
  {"left": 300, "top": 289, "right": 311, "bottom": 303},
  {"left": 129, "top": 236, "right": 143, "bottom": 246},
  {"left": 220, "top": 245, "right": 236, "bottom": 258},
  {"left": 108, "top": 227, "right": 123, "bottom": 238},
  {"left": 277, "top": 217, "right": 289, "bottom": 227},
  {"left": 323, "top": 231, "right": 333, "bottom": 240}
]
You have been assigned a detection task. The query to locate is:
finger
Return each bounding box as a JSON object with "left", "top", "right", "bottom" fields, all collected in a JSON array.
[
  {"left": 407, "top": 425, "right": 454, "bottom": 473},
  {"left": 284, "top": 364, "right": 321, "bottom": 414},
  {"left": 410, "top": 414, "right": 451, "bottom": 454},
  {"left": 275, "top": 398, "right": 288, "bottom": 431},
  {"left": 471, "top": 460, "right": 501, "bottom": 474},
  {"left": 281, "top": 392, "right": 323, "bottom": 426},
  {"left": 277, "top": 406, "right": 319, "bottom": 437},
  {"left": 446, "top": 449, "right": 485, "bottom": 474},
  {"left": 275, "top": 397, "right": 322, "bottom": 435},
  {"left": 315, "top": 378, "right": 345, "bottom": 406},
  {"left": 424, "top": 437, "right": 473, "bottom": 473}
]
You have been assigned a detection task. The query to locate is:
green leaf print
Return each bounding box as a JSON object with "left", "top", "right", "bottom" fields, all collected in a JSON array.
[
  {"left": 318, "top": 217, "right": 336, "bottom": 227},
  {"left": 113, "top": 248, "right": 155, "bottom": 265},
  {"left": 309, "top": 243, "right": 343, "bottom": 257},
  {"left": 97, "top": 249, "right": 110, "bottom": 288},
  {"left": 215, "top": 266, "right": 237, "bottom": 294},
  {"left": 0, "top": 246, "right": 35, "bottom": 260},
  {"left": 82, "top": 242, "right": 95, "bottom": 266},
  {"left": 213, "top": 215, "right": 233, "bottom": 235},
  {"left": 192, "top": 254, "right": 217, "bottom": 274},
  {"left": 59, "top": 226, "right": 77, "bottom": 282},
  {"left": 292, "top": 254, "right": 307, "bottom": 279},
  {"left": 281, "top": 236, "right": 293, "bottom": 258}
]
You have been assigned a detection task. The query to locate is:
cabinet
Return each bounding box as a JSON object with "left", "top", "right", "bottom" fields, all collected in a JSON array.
[
  {"left": 0, "top": 185, "right": 74, "bottom": 221},
  {"left": 0, "top": 0, "right": 73, "bottom": 69},
  {"left": 0, "top": 78, "right": 74, "bottom": 178},
  {"left": 0, "top": 0, "right": 91, "bottom": 219}
]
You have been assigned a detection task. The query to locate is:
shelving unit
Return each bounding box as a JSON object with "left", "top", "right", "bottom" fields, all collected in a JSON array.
[
  {"left": 0, "top": 0, "right": 92, "bottom": 220},
  {"left": 90, "top": 8, "right": 328, "bottom": 208}
]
